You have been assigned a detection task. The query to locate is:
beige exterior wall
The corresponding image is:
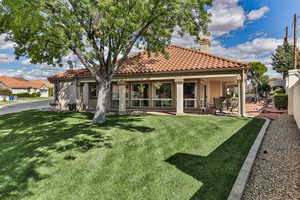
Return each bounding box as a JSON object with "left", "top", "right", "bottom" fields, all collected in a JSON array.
[
  {"left": 11, "top": 88, "right": 30, "bottom": 94},
  {"left": 208, "top": 80, "right": 222, "bottom": 104},
  {"left": 56, "top": 81, "right": 77, "bottom": 110},
  {"left": 287, "top": 69, "right": 300, "bottom": 130},
  {"left": 293, "top": 83, "right": 300, "bottom": 129}
]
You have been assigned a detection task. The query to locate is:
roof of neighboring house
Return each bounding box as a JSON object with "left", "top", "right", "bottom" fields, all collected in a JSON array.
[
  {"left": 48, "top": 45, "right": 248, "bottom": 81},
  {"left": 29, "top": 80, "right": 54, "bottom": 89},
  {"left": 0, "top": 76, "right": 53, "bottom": 89}
]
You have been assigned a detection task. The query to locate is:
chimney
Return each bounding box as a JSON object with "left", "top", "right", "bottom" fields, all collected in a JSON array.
[{"left": 199, "top": 35, "right": 211, "bottom": 53}]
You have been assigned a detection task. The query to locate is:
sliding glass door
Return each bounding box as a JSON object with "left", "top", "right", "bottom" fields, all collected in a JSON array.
[
  {"left": 131, "top": 83, "right": 150, "bottom": 108},
  {"left": 153, "top": 82, "right": 172, "bottom": 108},
  {"left": 184, "top": 82, "right": 197, "bottom": 108}
]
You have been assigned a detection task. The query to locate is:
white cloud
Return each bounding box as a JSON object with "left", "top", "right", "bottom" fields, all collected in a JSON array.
[
  {"left": 208, "top": 0, "right": 246, "bottom": 36},
  {"left": 210, "top": 37, "right": 283, "bottom": 77},
  {"left": 0, "top": 34, "right": 15, "bottom": 50},
  {"left": 0, "top": 67, "right": 65, "bottom": 80},
  {"left": 247, "top": 6, "right": 269, "bottom": 21},
  {"left": 210, "top": 37, "right": 282, "bottom": 62},
  {"left": 0, "top": 53, "right": 15, "bottom": 64}
]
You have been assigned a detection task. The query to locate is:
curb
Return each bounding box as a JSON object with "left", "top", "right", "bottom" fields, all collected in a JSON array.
[{"left": 227, "top": 118, "right": 271, "bottom": 200}]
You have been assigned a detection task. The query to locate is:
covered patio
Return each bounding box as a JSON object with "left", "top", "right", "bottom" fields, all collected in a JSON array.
[{"left": 79, "top": 73, "right": 246, "bottom": 116}]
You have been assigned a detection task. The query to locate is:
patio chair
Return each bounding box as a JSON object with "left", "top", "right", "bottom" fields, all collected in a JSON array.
[{"left": 213, "top": 97, "right": 226, "bottom": 114}]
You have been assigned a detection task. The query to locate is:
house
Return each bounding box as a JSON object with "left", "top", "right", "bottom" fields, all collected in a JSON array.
[
  {"left": 48, "top": 43, "right": 248, "bottom": 116},
  {"left": 0, "top": 76, "right": 53, "bottom": 97}
]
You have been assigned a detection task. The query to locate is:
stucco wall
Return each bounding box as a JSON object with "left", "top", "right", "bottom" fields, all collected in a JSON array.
[
  {"left": 12, "top": 88, "right": 30, "bottom": 94},
  {"left": 57, "top": 81, "right": 76, "bottom": 110},
  {"left": 209, "top": 80, "right": 221, "bottom": 103},
  {"left": 288, "top": 69, "right": 300, "bottom": 130},
  {"left": 293, "top": 83, "right": 300, "bottom": 129}
]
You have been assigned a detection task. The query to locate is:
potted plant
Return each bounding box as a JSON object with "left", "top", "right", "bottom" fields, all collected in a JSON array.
[
  {"left": 138, "top": 84, "right": 145, "bottom": 94},
  {"left": 153, "top": 82, "right": 162, "bottom": 89}
]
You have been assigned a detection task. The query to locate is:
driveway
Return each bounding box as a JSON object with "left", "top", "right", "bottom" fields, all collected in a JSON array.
[{"left": 0, "top": 100, "right": 51, "bottom": 115}]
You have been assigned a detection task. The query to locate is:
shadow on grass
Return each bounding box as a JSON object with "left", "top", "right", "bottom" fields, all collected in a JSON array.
[
  {"left": 165, "top": 118, "right": 265, "bottom": 200},
  {"left": 0, "top": 111, "right": 154, "bottom": 200}
]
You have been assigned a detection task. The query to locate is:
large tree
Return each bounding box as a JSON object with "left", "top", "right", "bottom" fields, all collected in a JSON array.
[
  {"left": 0, "top": 0, "right": 212, "bottom": 123},
  {"left": 271, "top": 40, "right": 300, "bottom": 79},
  {"left": 248, "top": 62, "right": 268, "bottom": 99}
]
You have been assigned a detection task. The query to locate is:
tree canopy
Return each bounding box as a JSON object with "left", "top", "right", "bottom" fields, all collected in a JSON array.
[
  {"left": 0, "top": 0, "right": 212, "bottom": 123},
  {"left": 248, "top": 62, "right": 269, "bottom": 98},
  {"left": 271, "top": 40, "right": 300, "bottom": 78}
]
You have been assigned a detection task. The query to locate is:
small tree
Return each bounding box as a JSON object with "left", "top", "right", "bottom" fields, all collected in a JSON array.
[
  {"left": 0, "top": 88, "right": 12, "bottom": 102},
  {"left": 0, "top": 0, "right": 212, "bottom": 124},
  {"left": 257, "top": 75, "right": 271, "bottom": 97},
  {"left": 271, "top": 40, "right": 300, "bottom": 79},
  {"left": 248, "top": 62, "right": 268, "bottom": 99}
]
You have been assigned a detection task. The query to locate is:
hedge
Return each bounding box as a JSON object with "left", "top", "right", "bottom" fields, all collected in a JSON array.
[
  {"left": 274, "top": 93, "right": 288, "bottom": 109},
  {"left": 15, "top": 92, "right": 41, "bottom": 98}
]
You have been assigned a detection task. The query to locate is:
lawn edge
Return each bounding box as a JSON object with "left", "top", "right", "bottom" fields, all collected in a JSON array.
[{"left": 227, "top": 118, "right": 271, "bottom": 200}]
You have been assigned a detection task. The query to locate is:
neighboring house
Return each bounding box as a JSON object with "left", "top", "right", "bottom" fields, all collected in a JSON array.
[
  {"left": 48, "top": 44, "right": 248, "bottom": 116},
  {"left": 0, "top": 76, "right": 53, "bottom": 97},
  {"left": 269, "top": 78, "right": 285, "bottom": 89}
]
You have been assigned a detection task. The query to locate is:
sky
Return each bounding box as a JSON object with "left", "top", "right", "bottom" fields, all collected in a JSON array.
[{"left": 0, "top": 0, "right": 300, "bottom": 80}]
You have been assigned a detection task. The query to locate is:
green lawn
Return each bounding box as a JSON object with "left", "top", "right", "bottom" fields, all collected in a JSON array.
[
  {"left": 0, "top": 101, "right": 16, "bottom": 105},
  {"left": 17, "top": 97, "right": 49, "bottom": 101},
  {"left": 0, "top": 111, "right": 265, "bottom": 200}
]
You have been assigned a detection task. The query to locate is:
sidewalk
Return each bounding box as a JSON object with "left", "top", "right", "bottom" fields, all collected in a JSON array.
[
  {"left": 242, "top": 115, "right": 300, "bottom": 200},
  {"left": 246, "top": 103, "right": 288, "bottom": 119}
]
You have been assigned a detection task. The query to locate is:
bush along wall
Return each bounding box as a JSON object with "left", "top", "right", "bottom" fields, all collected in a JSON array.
[
  {"left": 15, "top": 93, "right": 41, "bottom": 98},
  {"left": 274, "top": 93, "right": 288, "bottom": 109}
]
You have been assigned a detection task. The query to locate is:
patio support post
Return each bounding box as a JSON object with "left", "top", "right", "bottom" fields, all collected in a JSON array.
[
  {"left": 175, "top": 77, "right": 184, "bottom": 115},
  {"left": 238, "top": 74, "right": 246, "bottom": 117},
  {"left": 118, "top": 81, "right": 127, "bottom": 114},
  {"left": 83, "top": 83, "right": 89, "bottom": 111}
]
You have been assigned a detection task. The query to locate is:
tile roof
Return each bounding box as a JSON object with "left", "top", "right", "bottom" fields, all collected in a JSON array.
[
  {"left": 48, "top": 45, "right": 248, "bottom": 81},
  {"left": 0, "top": 76, "right": 53, "bottom": 89}
]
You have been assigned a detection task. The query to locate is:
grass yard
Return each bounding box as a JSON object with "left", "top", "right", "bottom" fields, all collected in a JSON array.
[
  {"left": 17, "top": 97, "right": 50, "bottom": 101},
  {"left": 0, "top": 111, "right": 265, "bottom": 200},
  {"left": 0, "top": 101, "right": 16, "bottom": 105}
]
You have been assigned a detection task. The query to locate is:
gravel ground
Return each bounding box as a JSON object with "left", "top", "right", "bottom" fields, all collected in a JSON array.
[{"left": 242, "top": 115, "right": 300, "bottom": 200}]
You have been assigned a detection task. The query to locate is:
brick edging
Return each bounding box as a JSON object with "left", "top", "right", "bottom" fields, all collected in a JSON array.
[{"left": 227, "top": 118, "right": 271, "bottom": 200}]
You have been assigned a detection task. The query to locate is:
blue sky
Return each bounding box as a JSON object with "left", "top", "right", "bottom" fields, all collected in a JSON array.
[{"left": 0, "top": 0, "right": 300, "bottom": 80}]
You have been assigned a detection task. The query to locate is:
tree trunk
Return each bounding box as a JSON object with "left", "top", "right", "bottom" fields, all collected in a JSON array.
[{"left": 93, "top": 79, "right": 111, "bottom": 124}]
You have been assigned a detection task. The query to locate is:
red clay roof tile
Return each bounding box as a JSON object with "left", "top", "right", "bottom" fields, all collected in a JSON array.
[{"left": 48, "top": 45, "right": 248, "bottom": 81}]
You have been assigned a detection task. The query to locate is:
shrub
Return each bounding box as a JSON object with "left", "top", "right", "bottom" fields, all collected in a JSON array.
[
  {"left": 15, "top": 93, "right": 41, "bottom": 98},
  {"left": 273, "top": 87, "right": 285, "bottom": 94},
  {"left": 15, "top": 93, "right": 30, "bottom": 97},
  {"left": 274, "top": 93, "right": 288, "bottom": 109},
  {"left": 48, "top": 88, "right": 54, "bottom": 97},
  {"left": 68, "top": 103, "right": 77, "bottom": 112}
]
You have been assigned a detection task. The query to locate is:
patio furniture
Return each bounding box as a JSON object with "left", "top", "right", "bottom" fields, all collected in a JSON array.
[{"left": 213, "top": 97, "right": 226, "bottom": 114}]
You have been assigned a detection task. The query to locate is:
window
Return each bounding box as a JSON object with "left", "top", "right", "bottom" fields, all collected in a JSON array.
[
  {"left": 89, "top": 83, "right": 97, "bottom": 99},
  {"left": 54, "top": 84, "right": 59, "bottom": 101},
  {"left": 131, "top": 83, "right": 149, "bottom": 107},
  {"left": 80, "top": 83, "right": 84, "bottom": 97},
  {"left": 184, "top": 82, "right": 196, "bottom": 108},
  {"left": 154, "top": 83, "right": 172, "bottom": 107},
  {"left": 111, "top": 84, "right": 119, "bottom": 108}
]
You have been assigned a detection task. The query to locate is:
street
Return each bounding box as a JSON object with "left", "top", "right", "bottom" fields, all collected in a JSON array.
[{"left": 0, "top": 100, "right": 51, "bottom": 115}]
